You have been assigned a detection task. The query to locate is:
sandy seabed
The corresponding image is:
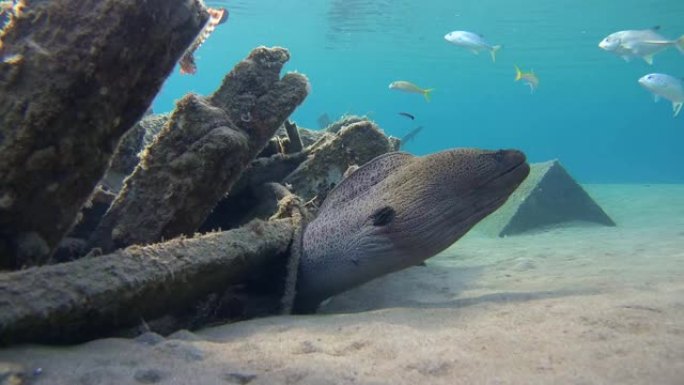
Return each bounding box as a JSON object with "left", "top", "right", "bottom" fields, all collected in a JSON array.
[{"left": 1, "top": 184, "right": 683, "bottom": 385}]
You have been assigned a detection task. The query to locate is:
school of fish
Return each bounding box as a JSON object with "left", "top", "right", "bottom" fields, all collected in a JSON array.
[
  {"left": 598, "top": 27, "right": 684, "bottom": 117},
  {"left": 385, "top": 25, "right": 683, "bottom": 118},
  {"left": 171, "top": 5, "right": 682, "bottom": 119}
]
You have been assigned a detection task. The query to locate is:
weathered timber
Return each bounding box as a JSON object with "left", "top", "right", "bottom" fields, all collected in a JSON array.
[
  {"left": 283, "top": 120, "right": 303, "bottom": 153},
  {"left": 0, "top": 0, "right": 209, "bottom": 268},
  {"left": 325, "top": 114, "right": 368, "bottom": 134},
  {"left": 89, "top": 47, "right": 309, "bottom": 253},
  {"left": 201, "top": 182, "right": 295, "bottom": 232},
  {"left": 0, "top": 218, "right": 295, "bottom": 345},
  {"left": 102, "top": 113, "right": 169, "bottom": 193},
  {"left": 284, "top": 119, "right": 393, "bottom": 202},
  {"left": 200, "top": 153, "right": 308, "bottom": 232},
  {"left": 231, "top": 152, "right": 309, "bottom": 197}
]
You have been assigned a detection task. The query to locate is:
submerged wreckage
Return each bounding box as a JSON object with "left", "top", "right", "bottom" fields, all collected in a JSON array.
[{"left": 0, "top": 0, "right": 612, "bottom": 346}]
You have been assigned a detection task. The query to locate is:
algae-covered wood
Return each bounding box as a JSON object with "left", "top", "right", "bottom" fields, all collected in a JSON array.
[
  {"left": 88, "top": 47, "right": 309, "bottom": 253},
  {"left": 0, "top": 0, "right": 209, "bottom": 268},
  {"left": 0, "top": 218, "right": 295, "bottom": 345}
]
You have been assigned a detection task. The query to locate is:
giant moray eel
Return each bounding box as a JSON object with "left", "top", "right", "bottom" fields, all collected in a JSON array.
[{"left": 293, "top": 148, "right": 530, "bottom": 313}]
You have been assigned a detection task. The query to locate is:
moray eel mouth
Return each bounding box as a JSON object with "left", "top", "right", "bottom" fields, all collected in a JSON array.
[
  {"left": 483, "top": 157, "right": 529, "bottom": 197},
  {"left": 479, "top": 149, "right": 529, "bottom": 187},
  {"left": 467, "top": 150, "right": 530, "bottom": 222},
  {"left": 502, "top": 153, "right": 529, "bottom": 176},
  {"left": 502, "top": 153, "right": 529, "bottom": 177},
  {"left": 503, "top": 162, "right": 529, "bottom": 189}
]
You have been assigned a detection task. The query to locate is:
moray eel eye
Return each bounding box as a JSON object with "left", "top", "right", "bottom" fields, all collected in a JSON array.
[{"left": 370, "top": 206, "right": 396, "bottom": 226}]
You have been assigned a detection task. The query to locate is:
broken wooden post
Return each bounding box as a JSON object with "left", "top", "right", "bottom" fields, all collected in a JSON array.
[
  {"left": 284, "top": 120, "right": 393, "bottom": 202},
  {"left": 88, "top": 47, "right": 310, "bottom": 253},
  {"left": 200, "top": 152, "right": 309, "bottom": 231},
  {"left": 0, "top": 218, "right": 295, "bottom": 345},
  {"left": 283, "top": 120, "right": 303, "bottom": 153},
  {"left": 0, "top": 0, "right": 209, "bottom": 268}
]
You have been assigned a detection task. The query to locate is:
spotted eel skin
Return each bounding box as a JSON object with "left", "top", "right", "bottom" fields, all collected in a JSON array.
[{"left": 293, "top": 148, "right": 530, "bottom": 313}]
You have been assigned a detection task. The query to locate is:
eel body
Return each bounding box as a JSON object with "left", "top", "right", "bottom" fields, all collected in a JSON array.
[{"left": 293, "top": 148, "right": 530, "bottom": 312}]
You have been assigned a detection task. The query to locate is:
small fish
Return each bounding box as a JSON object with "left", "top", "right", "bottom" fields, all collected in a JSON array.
[
  {"left": 444, "top": 31, "right": 502, "bottom": 62},
  {"left": 389, "top": 81, "right": 434, "bottom": 102},
  {"left": 179, "top": 7, "right": 229, "bottom": 74},
  {"left": 514, "top": 65, "right": 539, "bottom": 93},
  {"left": 598, "top": 27, "right": 684, "bottom": 65},
  {"left": 398, "top": 112, "right": 415, "bottom": 120},
  {"left": 400, "top": 126, "right": 423, "bottom": 148},
  {"left": 317, "top": 113, "right": 332, "bottom": 129},
  {"left": 638, "top": 73, "right": 684, "bottom": 117}
]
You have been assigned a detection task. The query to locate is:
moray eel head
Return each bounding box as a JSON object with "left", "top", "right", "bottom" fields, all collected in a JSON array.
[{"left": 294, "top": 148, "right": 529, "bottom": 313}]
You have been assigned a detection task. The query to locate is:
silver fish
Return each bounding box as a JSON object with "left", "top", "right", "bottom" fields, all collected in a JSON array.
[
  {"left": 638, "top": 73, "right": 684, "bottom": 117},
  {"left": 599, "top": 27, "right": 684, "bottom": 65},
  {"left": 444, "top": 30, "right": 502, "bottom": 62}
]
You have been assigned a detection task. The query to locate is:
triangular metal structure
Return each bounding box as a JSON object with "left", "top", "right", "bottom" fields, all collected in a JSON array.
[{"left": 477, "top": 160, "right": 616, "bottom": 237}]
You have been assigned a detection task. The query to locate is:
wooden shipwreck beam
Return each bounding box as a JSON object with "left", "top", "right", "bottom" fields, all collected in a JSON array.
[
  {"left": 0, "top": 218, "right": 295, "bottom": 345},
  {"left": 88, "top": 47, "right": 310, "bottom": 253},
  {"left": 0, "top": 0, "right": 209, "bottom": 268}
]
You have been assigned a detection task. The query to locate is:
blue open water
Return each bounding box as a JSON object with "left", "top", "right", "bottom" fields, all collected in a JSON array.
[{"left": 153, "top": 0, "right": 684, "bottom": 183}]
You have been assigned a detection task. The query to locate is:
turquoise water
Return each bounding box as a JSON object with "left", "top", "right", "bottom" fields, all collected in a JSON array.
[{"left": 152, "top": 0, "right": 684, "bottom": 183}]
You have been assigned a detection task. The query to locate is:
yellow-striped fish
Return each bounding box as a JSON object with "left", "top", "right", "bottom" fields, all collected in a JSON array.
[
  {"left": 514, "top": 65, "right": 539, "bottom": 94},
  {"left": 389, "top": 81, "right": 434, "bottom": 102}
]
